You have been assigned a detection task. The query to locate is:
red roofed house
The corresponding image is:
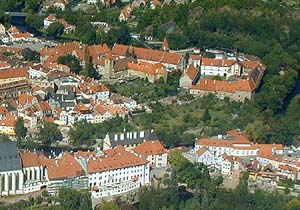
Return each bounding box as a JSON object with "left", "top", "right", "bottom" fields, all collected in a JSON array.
[
  {"left": 200, "top": 58, "right": 241, "bottom": 78},
  {"left": 20, "top": 151, "right": 49, "bottom": 194},
  {"left": 180, "top": 64, "right": 200, "bottom": 89},
  {"left": 195, "top": 130, "right": 259, "bottom": 157},
  {"left": 185, "top": 57, "right": 266, "bottom": 102},
  {"left": 42, "top": 152, "right": 88, "bottom": 195},
  {"left": 0, "top": 113, "right": 17, "bottom": 135},
  {"left": 0, "top": 67, "right": 28, "bottom": 85},
  {"left": 127, "top": 61, "right": 168, "bottom": 83},
  {"left": 277, "top": 164, "right": 298, "bottom": 181},
  {"left": 111, "top": 44, "right": 185, "bottom": 71},
  {"left": 82, "top": 146, "right": 150, "bottom": 198},
  {"left": 133, "top": 140, "right": 168, "bottom": 168}
]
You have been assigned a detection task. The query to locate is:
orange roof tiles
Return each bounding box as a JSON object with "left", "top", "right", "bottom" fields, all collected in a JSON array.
[
  {"left": 94, "top": 104, "right": 108, "bottom": 115},
  {"left": 0, "top": 113, "right": 17, "bottom": 127},
  {"left": 0, "top": 67, "right": 28, "bottom": 80},
  {"left": 196, "top": 146, "right": 209, "bottom": 156},
  {"left": 257, "top": 144, "right": 283, "bottom": 159},
  {"left": 40, "top": 42, "right": 110, "bottom": 67},
  {"left": 133, "top": 140, "right": 167, "bottom": 156},
  {"left": 240, "top": 60, "right": 266, "bottom": 70},
  {"left": 75, "top": 151, "right": 96, "bottom": 159},
  {"left": 192, "top": 78, "right": 256, "bottom": 93},
  {"left": 8, "top": 26, "right": 20, "bottom": 34},
  {"left": 0, "top": 106, "right": 8, "bottom": 115},
  {"left": 74, "top": 102, "right": 89, "bottom": 113},
  {"left": 112, "top": 44, "right": 182, "bottom": 65},
  {"left": 279, "top": 164, "right": 297, "bottom": 174},
  {"left": 0, "top": 61, "right": 10, "bottom": 69},
  {"left": 37, "top": 101, "right": 51, "bottom": 112},
  {"left": 44, "top": 152, "right": 85, "bottom": 180},
  {"left": 20, "top": 152, "right": 47, "bottom": 167},
  {"left": 87, "top": 147, "right": 148, "bottom": 174},
  {"left": 196, "top": 131, "right": 252, "bottom": 147},
  {"left": 18, "top": 93, "right": 35, "bottom": 106},
  {"left": 201, "top": 58, "right": 236, "bottom": 67},
  {"left": 186, "top": 64, "right": 199, "bottom": 80},
  {"left": 128, "top": 61, "right": 166, "bottom": 75}
]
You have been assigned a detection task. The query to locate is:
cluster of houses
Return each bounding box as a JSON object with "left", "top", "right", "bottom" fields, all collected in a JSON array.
[
  {"left": 190, "top": 129, "right": 300, "bottom": 189},
  {"left": 180, "top": 54, "right": 266, "bottom": 102},
  {"left": 0, "top": 24, "right": 37, "bottom": 44},
  {"left": 0, "top": 130, "right": 168, "bottom": 198},
  {"left": 44, "top": 15, "right": 76, "bottom": 34}
]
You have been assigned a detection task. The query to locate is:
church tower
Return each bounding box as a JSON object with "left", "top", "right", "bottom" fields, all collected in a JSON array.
[
  {"left": 161, "top": 38, "right": 170, "bottom": 52},
  {"left": 104, "top": 52, "right": 113, "bottom": 78}
]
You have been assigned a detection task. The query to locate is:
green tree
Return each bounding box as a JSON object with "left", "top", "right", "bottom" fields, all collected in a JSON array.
[
  {"left": 58, "top": 188, "right": 92, "bottom": 210},
  {"left": 25, "top": 13, "right": 44, "bottom": 31},
  {"left": 69, "top": 121, "right": 95, "bottom": 147},
  {"left": 98, "top": 201, "right": 121, "bottom": 210},
  {"left": 202, "top": 108, "right": 211, "bottom": 123},
  {"left": 38, "top": 122, "right": 62, "bottom": 146},
  {"left": 47, "top": 22, "right": 64, "bottom": 38},
  {"left": 22, "top": 48, "right": 40, "bottom": 62},
  {"left": 57, "top": 54, "right": 82, "bottom": 74},
  {"left": 15, "top": 118, "right": 27, "bottom": 140}
]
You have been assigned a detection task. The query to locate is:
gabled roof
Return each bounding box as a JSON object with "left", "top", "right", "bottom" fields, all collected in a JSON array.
[
  {"left": 0, "top": 113, "right": 17, "bottom": 127},
  {"left": 196, "top": 146, "right": 209, "bottom": 156},
  {"left": 191, "top": 78, "right": 256, "bottom": 93},
  {"left": 87, "top": 147, "right": 148, "bottom": 173},
  {"left": 186, "top": 64, "right": 199, "bottom": 81},
  {"left": 0, "top": 67, "right": 28, "bottom": 80},
  {"left": 44, "top": 152, "right": 85, "bottom": 180},
  {"left": 201, "top": 58, "right": 236, "bottom": 67},
  {"left": 128, "top": 61, "right": 166, "bottom": 75},
  {"left": 133, "top": 140, "right": 167, "bottom": 156},
  {"left": 20, "top": 151, "right": 47, "bottom": 167},
  {"left": 112, "top": 44, "right": 182, "bottom": 65},
  {"left": 18, "top": 93, "right": 36, "bottom": 107}
]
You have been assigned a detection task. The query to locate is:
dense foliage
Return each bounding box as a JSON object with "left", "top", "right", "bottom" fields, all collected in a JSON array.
[
  {"left": 38, "top": 122, "right": 63, "bottom": 146},
  {"left": 69, "top": 117, "right": 132, "bottom": 147}
]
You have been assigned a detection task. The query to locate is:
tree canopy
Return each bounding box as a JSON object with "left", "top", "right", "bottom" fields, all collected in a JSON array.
[{"left": 37, "top": 122, "right": 62, "bottom": 146}]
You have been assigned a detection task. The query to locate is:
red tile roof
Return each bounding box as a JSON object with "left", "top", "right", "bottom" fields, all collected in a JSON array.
[
  {"left": 44, "top": 152, "right": 85, "bottom": 180},
  {"left": 18, "top": 93, "right": 35, "bottom": 106},
  {"left": 201, "top": 58, "right": 236, "bottom": 67},
  {"left": 0, "top": 67, "right": 28, "bottom": 80},
  {"left": 186, "top": 64, "right": 199, "bottom": 80},
  {"left": 112, "top": 44, "right": 183, "bottom": 65},
  {"left": 87, "top": 147, "right": 148, "bottom": 173},
  {"left": 133, "top": 140, "right": 167, "bottom": 156},
  {"left": 20, "top": 152, "right": 47, "bottom": 167},
  {"left": 128, "top": 61, "right": 166, "bottom": 75},
  {"left": 0, "top": 113, "right": 17, "bottom": 127},
  {"left": 191, "top": 78, "right": 256, "bottom": 93}
]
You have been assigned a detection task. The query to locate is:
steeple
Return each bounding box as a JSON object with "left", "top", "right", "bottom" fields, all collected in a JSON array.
[{"left": 161, "top": 38, "right": 170, "bottom": 52}]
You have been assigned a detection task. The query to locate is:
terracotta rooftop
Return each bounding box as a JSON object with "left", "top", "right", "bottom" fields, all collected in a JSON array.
[
  {"left": 112, "top": 44, "right": 182, "bottom": 65},
  {"left": 44, "top": 152, "right": 85, "bottom": 180},
  {"left": 201, "top": 58, "right": 236, "bottom": 67},
  {"left": 191, "top": 78, "right": 256, "bottom": 93},
  {"left": 133, "top": 140, "right": 167, "bottom": 156},
  {"left": 128, "top": 61, "right": 166, "bottom": 75},
  {"left": 0, "top": 67, "right": 28, "bottom": 80},
  {"left": 87, "top": 147, "right": 148, "bottom": 173}
]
